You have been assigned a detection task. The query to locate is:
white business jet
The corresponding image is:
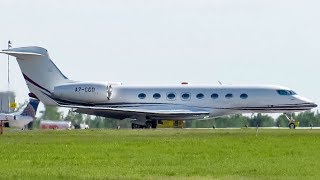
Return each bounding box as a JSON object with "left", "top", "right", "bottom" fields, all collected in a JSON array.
[
  {"left": 0, "top": 46, "right": 317, "bottom": 129},
  {"left": 0, "top": 97, "right": 40, "bottom": 129}
]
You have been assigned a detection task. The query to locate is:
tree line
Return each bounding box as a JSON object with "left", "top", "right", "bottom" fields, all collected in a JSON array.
[{"left": 33, "top": 105, "right": 320, "bottom": 128}]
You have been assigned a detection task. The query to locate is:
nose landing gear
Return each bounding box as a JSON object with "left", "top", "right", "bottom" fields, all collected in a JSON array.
[{"left": 284, "top": 113, "right": 296, "bottom": 129}]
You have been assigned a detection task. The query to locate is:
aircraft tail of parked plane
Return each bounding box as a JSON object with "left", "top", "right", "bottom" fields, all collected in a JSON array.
[
  {"left": 0, "top": 46, "right": 317, "bottom": 129},
  {"left": 19, "top": 97, "right": 40, "bottom": 118},
  {"left": 0, "top": 97, "right": 40, "bottom": 129}
]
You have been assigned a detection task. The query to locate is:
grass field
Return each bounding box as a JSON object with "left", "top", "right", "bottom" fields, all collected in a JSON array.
[{"left": 1, "top": 129, "right": 320, "bottom": 179}]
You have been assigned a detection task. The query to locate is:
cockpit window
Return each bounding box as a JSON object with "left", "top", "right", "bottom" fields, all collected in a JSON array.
[
  {"left": 290, "top": 91, "right": 297, "bottom": 95},
  {"left": 277, "top": 90, "right": 297, "bottom": 96}
]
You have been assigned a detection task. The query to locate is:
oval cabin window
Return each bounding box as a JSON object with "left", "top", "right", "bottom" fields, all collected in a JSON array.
[
  {"left": 240, "top": 93, "right": 248, "bottom": 99},
  {"left": 225, "top": 94, "right": 233, "bottom": 99},
  {"left": 211, "top": 93, "right": 219, "bottom": 99},
  {"left": 181, "top": 93, "right": 190, "bottom": 100},
  {"left": 167, "top": 93, "right": 176, "bottom": 100},
  {"left": 153, "top": 93, "right": 161, "bottom": 99},
  {"left": 196, "top": 93, "right": 204, "bottom": 99},
  {"left": 138, "top": 93, "right": 146, "bottom": 99}
]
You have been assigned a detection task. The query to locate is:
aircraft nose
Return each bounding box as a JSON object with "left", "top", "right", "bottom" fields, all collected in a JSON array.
[
  {"left": 296, "top": 96, "right": 317, "bottom": 108},
  {"left": 310, "top": 102, "right": 317, "bottom": 108}
]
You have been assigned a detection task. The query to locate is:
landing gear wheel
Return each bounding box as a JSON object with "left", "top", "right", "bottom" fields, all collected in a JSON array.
[
  {"left": 289, "top": 122, "right": 295, "bottom": 129},
  {"left": 145, "top": 121, "right": 152, "bottom": 129},
  {"left": 131, "top": 123, "right": 140, "bottom": 129},
  {"left": 284, "top": 113, "right": 297, "bottom": 129}
]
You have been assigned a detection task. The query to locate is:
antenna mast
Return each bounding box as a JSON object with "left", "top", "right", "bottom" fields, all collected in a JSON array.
[
  {"left": 7, "top": 41, "right": 11, "bottom": 113},
  {"left": 7, "top": 40, "right": 11, "bottom": 90}
]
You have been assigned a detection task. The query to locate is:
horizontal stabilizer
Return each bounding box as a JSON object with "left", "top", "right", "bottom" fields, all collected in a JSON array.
[{"left": 0, "top": 50, "right": 43, "bottom": 59}]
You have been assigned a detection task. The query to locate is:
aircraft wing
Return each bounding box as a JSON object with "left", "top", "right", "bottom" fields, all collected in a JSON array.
[{"left": 59, "top": 103, "right": 211, "bottom": 120}]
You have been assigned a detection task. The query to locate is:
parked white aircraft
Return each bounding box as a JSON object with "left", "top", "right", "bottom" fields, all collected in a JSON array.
[
  {"left": 0, "top": 97, "right": 40, "bottom": 129},
  {"left": 0, "top": 46, "right": 317, "bottom": 129}
]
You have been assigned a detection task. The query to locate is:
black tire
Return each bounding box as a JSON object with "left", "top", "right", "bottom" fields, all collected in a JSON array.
[
  {"left": 151, "top": 120, "right": 157, "bottom": 129},
  {"left": 131, "top": 123, "right": 140, "bottom": 129},
  {"left": 289, "top": 123, "right": 296, "bottom": 129}
]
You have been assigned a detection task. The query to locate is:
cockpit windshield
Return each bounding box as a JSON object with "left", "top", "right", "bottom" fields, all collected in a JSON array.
[{"left": 277, "top": 90, "right": 297, "bottom": 96}]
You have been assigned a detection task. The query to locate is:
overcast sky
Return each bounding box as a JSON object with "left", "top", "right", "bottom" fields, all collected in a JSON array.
[{"left": 0, "top": 0, "right": 319, "bottom": 113}]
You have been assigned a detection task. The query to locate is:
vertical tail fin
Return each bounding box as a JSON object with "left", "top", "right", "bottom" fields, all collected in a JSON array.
[
  {"left": 0, "top": 46, "right": 72, "bottom": 105},
  {"left": 20, "top": 98, "right": 40, "bottom": 118}
]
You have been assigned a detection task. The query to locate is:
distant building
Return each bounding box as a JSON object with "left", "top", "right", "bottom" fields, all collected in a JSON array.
[{"left": 0, "top": 91, "right": 16, "bottom": 113}]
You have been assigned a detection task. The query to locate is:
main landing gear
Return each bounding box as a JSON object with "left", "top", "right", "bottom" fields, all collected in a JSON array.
[
  {"left": 131, "top": 120, "right": 158, "bottom": 129},
  {"left": 284, "top": 113, "right": 296, "bottom": 129}
]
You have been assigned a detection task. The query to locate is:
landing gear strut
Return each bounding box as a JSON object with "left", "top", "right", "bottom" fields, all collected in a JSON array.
[
  {"left": 131, "top": 123, "right": 144, "bottom": 129},
  {"left": 147, "top": 120, "right": 158, "bottom": 129}
]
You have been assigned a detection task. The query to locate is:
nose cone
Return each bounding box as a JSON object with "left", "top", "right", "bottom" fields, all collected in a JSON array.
[
  {"left": 295, "top": 95, "right": 317, "bottom": 109},
  {"left": 311, "top": 102, "right": 318, "bottom": 108}
]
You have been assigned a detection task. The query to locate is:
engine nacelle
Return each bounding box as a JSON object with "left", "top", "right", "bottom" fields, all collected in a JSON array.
[{"left": 52, "top": 82, "right": 110, "bottom": 103}]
